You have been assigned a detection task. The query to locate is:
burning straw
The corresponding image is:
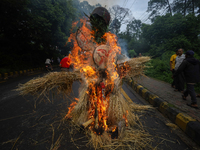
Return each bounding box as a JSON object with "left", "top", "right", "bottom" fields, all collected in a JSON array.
[{"left": 118, "top": 56, "right": 151, "bottom": 79}]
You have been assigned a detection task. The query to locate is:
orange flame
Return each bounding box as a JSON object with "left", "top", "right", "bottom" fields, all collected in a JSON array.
[{"left": 123, "top": 110, "right": 129, "bottom": 127}]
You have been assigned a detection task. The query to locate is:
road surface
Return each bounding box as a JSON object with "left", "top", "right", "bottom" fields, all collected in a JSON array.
[{"left": 0, "top": 69, "right": 197, "bottom": 150}]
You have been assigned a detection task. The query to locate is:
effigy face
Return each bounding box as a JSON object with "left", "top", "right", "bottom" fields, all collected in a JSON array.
[{"left": 93, "top": 45, "right": 111, "bottom": 69}]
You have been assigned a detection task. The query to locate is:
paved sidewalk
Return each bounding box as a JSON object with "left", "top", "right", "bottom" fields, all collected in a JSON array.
[{"left": 133, "top": 76, "right": 200, "bottom": 122}]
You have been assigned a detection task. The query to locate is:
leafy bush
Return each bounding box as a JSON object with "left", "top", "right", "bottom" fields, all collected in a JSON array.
[
  {"left": 145, "top": 51, "right": 174, "bottom": 83},
  {"left": 128, "top": 49, "right": 137, "bottom": 57}
]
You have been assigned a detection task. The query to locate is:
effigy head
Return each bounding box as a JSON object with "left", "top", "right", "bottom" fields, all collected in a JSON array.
[
  {"left": 90, "top": 7, "right": 110, "bottom": 26},
  {"left": 90, "top": 7, "right": 111, "bottom": 44}
]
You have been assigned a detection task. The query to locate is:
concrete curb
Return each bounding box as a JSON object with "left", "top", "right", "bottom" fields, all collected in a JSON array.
[
  {"left": 126, "top": 79, "right": 200, "bottom": 146},
  {"left": 0, "top": 67, "right": 44, "bottom": 82}
]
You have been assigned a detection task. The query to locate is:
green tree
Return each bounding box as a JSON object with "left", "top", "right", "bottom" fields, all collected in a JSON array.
[
  {"left": 126, "top": 19, "right": 142, "bottom": 40},
  {"left": 128, "top": 49, "right": 137, "bottom": 58},
  {"left": 0, "top": 0, "right": 78, "bottom": 70},
  {"left": 141, "top": 13, "right": 200, "bottom": 57},
  {"left": 147, "top": 0, "right": 172, "bottom": 20},
  {"left": 118, "top": 19, "right": 150, "bottom": 55},
  {"left": 109, "top": 5, "right": 133, "bottom": 35},
  {"left": 172, "top": 0, "right": 200, "bottom": 16},
  {"left": 0, "top": 0, "right": 31, "bottom": 69}
]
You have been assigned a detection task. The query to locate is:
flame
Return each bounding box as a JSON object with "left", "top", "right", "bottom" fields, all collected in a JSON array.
[
  {"left": 112, "top": 126, "right": 117, "bottom": 132},
  {"left": 123, "top": 110, "right": 129, "bottom": 127},
  {"left": 65, "top": 101, "right": 77, "bottom": 118},
  {"left": 66, "top": 18, "right": 129, "bottom": 133}
]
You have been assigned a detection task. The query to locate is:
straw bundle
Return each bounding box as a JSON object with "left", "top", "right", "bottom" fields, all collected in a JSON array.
[
  {"left": 85, "top": 123, "right": 152, "bottom": 150},
  {"left": 16, "top": 71, "right": 81, "bottom": 97},
  {"left": 68, "top": 85, "right": 89, "bottom": 124},
  {"left": 118, "top": 56, "right": 151, "bottom": 79},
  {"left": 108, "top": 91, "right": 138, "bottom": 127}
]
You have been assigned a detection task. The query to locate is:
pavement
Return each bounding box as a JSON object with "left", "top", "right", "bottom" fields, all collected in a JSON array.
[
  {"left": 0, "top": 71, "right": 194, "bottom": 150},
  {"left": 126, "top": 76, "right": 200, "bottom": 146},
  {"left": 0, "top": 69, "right": 200, "bottom": 149}
]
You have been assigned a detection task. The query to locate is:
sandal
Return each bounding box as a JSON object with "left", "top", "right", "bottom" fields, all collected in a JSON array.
[
  {"left": 182, "top": 95, "right": 186, "bottom": 100},
  {"left": 187, "top": 103, "right": 199, "bottom": 109}
]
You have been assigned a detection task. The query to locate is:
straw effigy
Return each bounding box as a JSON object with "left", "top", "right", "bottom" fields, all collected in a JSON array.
[
  {"left": 15, "top": 10, "right": 153, "bottom": 148},
  {"left": 16, "top": 56, "right": 152, "bottom": 149}
]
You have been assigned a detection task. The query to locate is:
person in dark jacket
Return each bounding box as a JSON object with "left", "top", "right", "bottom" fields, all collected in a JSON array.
[{"left": 174, "top": 50, "right": 200, "bottom": 109}]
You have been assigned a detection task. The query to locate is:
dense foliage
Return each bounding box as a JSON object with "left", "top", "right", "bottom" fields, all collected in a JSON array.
[{"left": 0, "top": 0, "right": 100, "bottom": 72}]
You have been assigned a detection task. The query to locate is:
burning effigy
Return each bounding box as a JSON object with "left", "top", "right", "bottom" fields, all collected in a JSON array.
[{"left": 17, "top": 7, "right": 152, "bottom": 150}]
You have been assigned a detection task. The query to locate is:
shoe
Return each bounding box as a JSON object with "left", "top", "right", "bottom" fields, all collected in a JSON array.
[
  {"left": 196, "top": 94, "right": 200, "bottom": 98},
  {"left": 174, "top": 89, "right": 179, "bottom": 92},
  {"left": 187, "top": 103, "right": 199, "bottom": 109},
  {"left": 182, "top": 95, "right": 186, "bottom": 100}
]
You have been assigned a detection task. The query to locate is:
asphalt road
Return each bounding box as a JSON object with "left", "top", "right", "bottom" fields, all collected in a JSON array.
[{"left": 0, "top": 69, "right": 196, "bottom": 150}]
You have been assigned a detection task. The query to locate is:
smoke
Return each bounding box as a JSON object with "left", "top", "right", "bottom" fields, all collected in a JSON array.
[
  {"left": 117, "top": 38, "right": 129, "bottom": 57},
  {"left": 79, "top": 0, "right": 121, "bottom": 9}
]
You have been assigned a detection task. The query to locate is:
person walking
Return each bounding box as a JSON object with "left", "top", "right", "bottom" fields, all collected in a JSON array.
[
  {"left": 174, "top": 50, "right": 200, "bottom": 109},
  {"left": 45, "top": 58, "right": 53, "bottom": 71},
  {"left": 170, "top": 50, "right": 178, "bottom": 88},
  {"left": 174, "top": 48, "right": 185, "bottom": 92}
]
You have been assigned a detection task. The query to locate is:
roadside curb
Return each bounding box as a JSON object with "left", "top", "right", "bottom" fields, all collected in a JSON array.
[
  {"left": 0, "top": 67, "right": 44, "bottom": 82},
  {"left": 126, "top": 79, "right": 200, "bottom": 146}
]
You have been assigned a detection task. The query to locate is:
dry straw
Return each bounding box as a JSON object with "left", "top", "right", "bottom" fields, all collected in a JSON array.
[
  {"left": 16, "top": 71, "right": 81, "bottom": 97},
  {"left": 125, "top": 56, "right": 151, "bottom": 78}
]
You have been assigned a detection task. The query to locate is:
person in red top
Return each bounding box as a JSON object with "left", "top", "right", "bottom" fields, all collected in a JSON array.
[{"left": 60, "top": 56, "right": 71, "bottom": 71}]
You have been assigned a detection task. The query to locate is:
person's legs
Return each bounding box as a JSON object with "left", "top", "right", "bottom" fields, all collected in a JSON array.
[
  {"left": 174, "top": 74, "right": 179, "bottom": 91},
  {"left": 183, "top": 84, "right": 189, "bottom": 98},
  {"left": 179, "top": 72, "right": 185, "bottom": 92},
  {"left": 187, "top": 84, "right": 197, "bottom": 104},
  {"left": 171, "top": 69, "right": 175, "bottom": 88},
  {"left": 50, "top": 64, "right": 53, "bottom": 70}
]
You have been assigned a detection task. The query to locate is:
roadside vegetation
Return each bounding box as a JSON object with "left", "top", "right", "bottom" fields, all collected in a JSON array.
[
  {"left": 0, "top": 0, "right": 99, "bottom": 72},
  {"left": 118, "top": 1, "right": 200, "bottom": 92}
]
